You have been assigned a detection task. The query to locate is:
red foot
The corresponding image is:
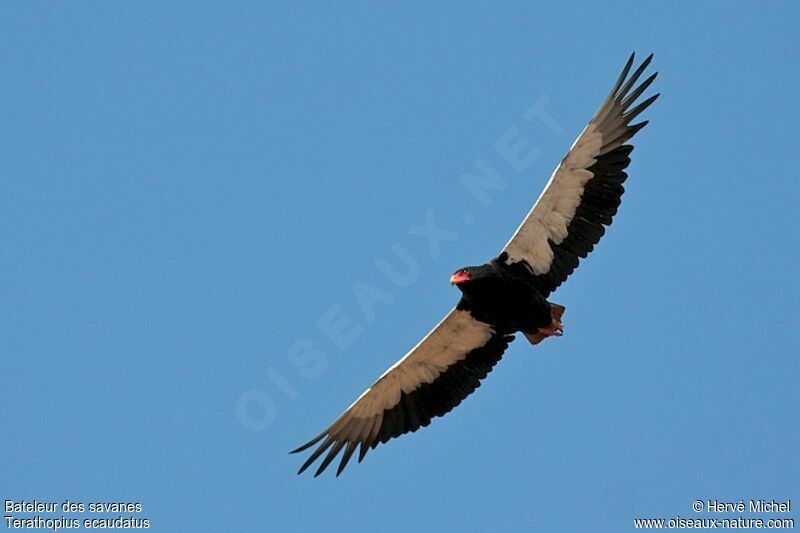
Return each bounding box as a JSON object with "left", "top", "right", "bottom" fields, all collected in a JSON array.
[
  {"left": 539, "top": 318, "right": 564, "bottom": 337},
  {"left": 523, "top": 315, "right": 564, "bottom": 346}
]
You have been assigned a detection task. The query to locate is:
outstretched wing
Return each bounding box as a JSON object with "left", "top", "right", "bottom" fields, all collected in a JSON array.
[
  {"left": 291, "top": 308, "right": 514, "bottom": 476},
  {"left": 502, "top": 52, "right": 659, "bottom": 298}
]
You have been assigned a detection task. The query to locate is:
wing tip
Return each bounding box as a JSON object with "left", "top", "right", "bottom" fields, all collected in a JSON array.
[
  {"left": 629, "top": 120, "right": 650, "bottom": 135},
  {"left": 611, "top": 53, "right": 637, "bottom": 94},
  {"left": 617, "top": 53, "right": 656, "bottom": 99},
  {"left": 625, "top": 51, "right": 636, "bottom": 69},
  {"left": 290, "top": 432, "right": 325, "bottom": 454},
  {"left": 294, "top": 434, "right": 334, "bottom": 476},
  {"left": 296, "top": 456, "right": 315, "bottom": 475}
]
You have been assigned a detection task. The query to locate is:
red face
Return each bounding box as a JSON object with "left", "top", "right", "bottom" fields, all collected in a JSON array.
[{"left": 450, "top": 269, "right": 471, "bottom": 285}]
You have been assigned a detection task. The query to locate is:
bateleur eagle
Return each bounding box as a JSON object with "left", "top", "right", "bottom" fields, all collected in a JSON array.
[{"left": 292, "top": 53, "right": 659, "bottom": 476}]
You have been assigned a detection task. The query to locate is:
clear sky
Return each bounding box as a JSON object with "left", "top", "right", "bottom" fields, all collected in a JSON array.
[{"left": 2, "top": 2, "right": 798, "bottom": 532}]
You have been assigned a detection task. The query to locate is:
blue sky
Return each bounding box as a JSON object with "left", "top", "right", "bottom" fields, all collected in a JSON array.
[{"left": 2, "top": 2, "right": 798, "bottom": 532}]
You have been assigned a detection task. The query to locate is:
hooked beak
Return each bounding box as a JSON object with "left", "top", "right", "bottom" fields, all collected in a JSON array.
[{"left": 450, "top": 271, "right": 471, "bottom": 285}]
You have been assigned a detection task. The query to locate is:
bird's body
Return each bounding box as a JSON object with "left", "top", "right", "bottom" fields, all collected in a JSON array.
[
  {"left": 293, "top": 53, "right": 659, "bottom": 476},
  {"left": 453, "top": 258, "right": 554, "bottom": 336}
]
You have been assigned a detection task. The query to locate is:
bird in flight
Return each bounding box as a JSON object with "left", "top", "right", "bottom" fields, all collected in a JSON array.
[{"left": 292, "top": 53, "right": 659, "bottom": 476}]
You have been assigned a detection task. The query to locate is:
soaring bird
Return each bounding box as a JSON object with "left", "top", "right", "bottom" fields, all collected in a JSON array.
[{"left": 292, "top": 53, "right": 659, "bottom": 476}]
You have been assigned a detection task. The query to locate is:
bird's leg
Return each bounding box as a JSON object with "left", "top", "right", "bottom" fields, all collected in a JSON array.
[
  {"left": 537, "top": 318, "right": 564, "bottom": 337},
  {"left": 523, "top": 303, "right": 565, "bottom": 345}
]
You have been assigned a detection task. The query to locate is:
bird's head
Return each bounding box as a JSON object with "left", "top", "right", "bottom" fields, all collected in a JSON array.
[
  {"left": 450, "top": 264, "right": 497, "bottom": 293},
  {"left": 450, "top": 268, "right": 472, "bottom": 286},
  {"left": 451, "top": 264, "right": 494, "bottom": 286}
]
